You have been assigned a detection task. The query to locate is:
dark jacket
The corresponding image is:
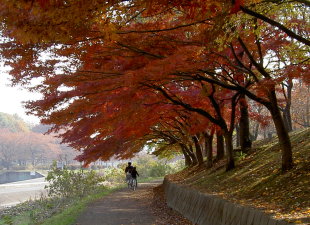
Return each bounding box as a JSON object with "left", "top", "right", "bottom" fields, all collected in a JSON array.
[
  {"left": 125, "top": 165, "right": 133, "bottom": 173},
  {"left": 131, "top": 170, "right": 139, "bottom": 178}
]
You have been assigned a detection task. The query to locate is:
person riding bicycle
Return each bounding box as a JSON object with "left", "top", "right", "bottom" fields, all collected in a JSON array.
[
  {"left": 129, "top": 167, "right": 139, "bottom": 190},
  {"left": 125, "top": 162, "right": 133, "bottom": 183},
  {"left": 131, "top": 167, "right": 139, "bottom": 180}
]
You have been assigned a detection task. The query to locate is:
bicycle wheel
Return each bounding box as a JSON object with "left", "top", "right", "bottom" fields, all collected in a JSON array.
[
  {"left": 132, "top": 178, "right": 137, "bottom": 191},
  {"left": 128, "top": 178, "right": 133, "bottom": 189},
  {"left": 126, "top": 174, "right": 132, "bottom": 188}
]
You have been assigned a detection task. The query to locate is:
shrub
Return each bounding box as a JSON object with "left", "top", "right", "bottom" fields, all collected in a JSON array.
[
  {"left": 118, "top": 155, "right": 185, "bottom": 178},
  {"left": 45, "top": 162, "right": 104, "bottom": 198},
  {"left": 102, "top": 167, "right": 124, "bottom": 183}
]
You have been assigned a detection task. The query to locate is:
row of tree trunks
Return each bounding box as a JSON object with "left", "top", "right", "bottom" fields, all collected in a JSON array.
[
  {"left": 182, "top": 49, "right": 294, "bottom": 172},
  {"left": 180, "top": 143, "right": 198, "bottom": 166},
  {"left": 179, "top": 131, "right": 226, "bottom": 167},
  {"left": 179, "top": 130, "right": 226, "bottom": 168}
]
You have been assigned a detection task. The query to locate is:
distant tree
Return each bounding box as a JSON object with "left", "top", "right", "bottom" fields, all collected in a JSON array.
[
  {"left": 31, "top": 124, "right": 51, "bottom": 133},
  {"left": 0, "top": 130, "right": 19, "bottom": 169},
  {"left": 0, "top": 112, "right": 29, "bottom": 132},
  {"left": 0, "top": 128, "right": 74, "bottom": 168}
]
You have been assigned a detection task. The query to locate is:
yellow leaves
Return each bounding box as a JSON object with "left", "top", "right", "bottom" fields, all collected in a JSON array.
[
  {"left": 104, "top": 23, "right": 119, "bottom": 41},
  {"left": 295, "top": 160, "right": 303, "bottom": 167},
  {"left": 248, "top": 0, "right": 262, "bottom": 4}
]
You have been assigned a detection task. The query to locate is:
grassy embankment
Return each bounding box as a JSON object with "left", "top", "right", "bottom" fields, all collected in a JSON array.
[
  {"left": 167, "top": 128, "right": 310, "bottom": 224},
  {"left": 0, "top": 186, "right": 118, "bottom": 225},
  {"left": 40, "top": 187, "right": 116, "bottom": 225},
  {"left": 0, "top": 176, "right": 162, "bottom": 225}
]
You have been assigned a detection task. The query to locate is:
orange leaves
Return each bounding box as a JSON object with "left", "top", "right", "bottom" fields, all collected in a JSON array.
[
  {"left": 209, "top": 2, "right": 223, "bottom": 14},
  {"left": 0, "top": 0, "right": 308, "bottom": 165}
]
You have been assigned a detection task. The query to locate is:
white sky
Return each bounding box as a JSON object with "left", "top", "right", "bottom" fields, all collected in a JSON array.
[{"left": 0, "top": 64, "right": 41, "bottom": 125}]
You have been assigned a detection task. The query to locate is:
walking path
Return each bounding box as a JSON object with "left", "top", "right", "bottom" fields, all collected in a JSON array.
[{"left": 75, "top": 181, "right": 160, "bottom": 225}]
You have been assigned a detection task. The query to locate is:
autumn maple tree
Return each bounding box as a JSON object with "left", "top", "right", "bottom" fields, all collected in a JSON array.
[{"left": 0, "top": 0, "right": 309, "bottom": 171}]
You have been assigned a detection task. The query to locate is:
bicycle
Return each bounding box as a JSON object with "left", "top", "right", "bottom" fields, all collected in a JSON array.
[
  {"left": 128, "top": 177, "right": 137, "bottom": 190},
  {"left": 126, "top": 173, "right": 132, "bottom": 188},
  {"left": 131, "top": 177, "right": 137, "bottom": 190}
]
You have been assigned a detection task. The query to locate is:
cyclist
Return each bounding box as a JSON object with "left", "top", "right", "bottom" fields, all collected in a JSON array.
[
  {"left": 125, "top": 162, "right": 133, "bottom": 184},
  {"left": 130, "top": 167, "right": 139, "bottom": 190},
  {"left": 131, "top": 167, "right": 139, "bottom": 180}
]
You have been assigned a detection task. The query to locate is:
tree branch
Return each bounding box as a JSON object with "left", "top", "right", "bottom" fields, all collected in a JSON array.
[
  {"left": 240, "top": 6, "right": 310, "bottom": 46},
  {"left": 117, "top": 18, "right": 213, "bottom": 34},
  {"left": 238, "top": 37, "right": 271, "bottom": 78}
]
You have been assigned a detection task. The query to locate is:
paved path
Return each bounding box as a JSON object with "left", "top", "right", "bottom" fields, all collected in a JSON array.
[
  {"left": 75, "top": 181, "right": 161, "bottom": 225},
  {"left": 0, "top": 177, "right": 47, "bottom": 208}
]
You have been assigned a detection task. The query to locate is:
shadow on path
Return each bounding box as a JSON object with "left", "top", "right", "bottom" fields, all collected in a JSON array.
[{"left": 75, "top": 181, "right": 161, "bottom": 225}]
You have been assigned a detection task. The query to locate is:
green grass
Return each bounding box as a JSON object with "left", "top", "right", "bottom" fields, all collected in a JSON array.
[
  {"left": 41, "top": 187, "right": 116, "bottom": 225},
  {"left": 0, "top": 212, "right": 32, "bottom": 225},
  {"left": 139, "top": 176, "right": 164, "bottom": 183},
  {"left": 0, "top": 186, "right": 121, "bottom": 225},
  {"left": 0, "top": 176, "right": 164, "bottom": 225}
]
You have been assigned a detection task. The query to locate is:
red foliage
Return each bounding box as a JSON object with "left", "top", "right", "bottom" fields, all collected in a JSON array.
[
  {"left": 230, "top": 0, "right": 244, "bottom": 14},
  {"left": 0, "top": 0, "right": 307, "bottom": 165}
]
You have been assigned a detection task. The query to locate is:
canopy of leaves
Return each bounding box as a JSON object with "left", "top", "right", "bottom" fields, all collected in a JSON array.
[{"left": 0, "top": 0, "right": 308, "bottom": 165}]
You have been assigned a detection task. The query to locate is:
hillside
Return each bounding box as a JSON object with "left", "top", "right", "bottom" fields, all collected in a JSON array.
[{"left": 167, "top": 128, "right": 310, "bottom": 224}]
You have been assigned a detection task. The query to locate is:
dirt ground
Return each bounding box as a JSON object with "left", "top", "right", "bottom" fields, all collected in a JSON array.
[{"left": 75, "top": 180, "right": 193, "bottom": 225}]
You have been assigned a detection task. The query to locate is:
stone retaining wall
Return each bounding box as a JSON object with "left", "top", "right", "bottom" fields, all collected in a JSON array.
[{"left": 163, "top": 178, "right": 294, "bottom": 225}]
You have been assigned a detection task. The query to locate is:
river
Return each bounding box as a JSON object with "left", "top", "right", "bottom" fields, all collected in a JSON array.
[{"left": 0, "top": 177, "right": 47, "bottom": 208}]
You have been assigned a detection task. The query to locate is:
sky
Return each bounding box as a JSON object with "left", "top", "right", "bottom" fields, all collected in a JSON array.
[{"left": 0, "top": 64, "right": 41, "bottom": 125}]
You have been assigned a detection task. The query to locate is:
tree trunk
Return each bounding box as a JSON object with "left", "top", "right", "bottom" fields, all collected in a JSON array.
[
  {"left": 306, "top": 86, "right": 310, "bottom": 127},
  {"left": 251, "top": 123, "right": 259, "bottom": 141},
  {"left": 187, "top": 144, "right": 198, "bottom": 165},
  {"left": 192, "top": 136, "right": 204, "bottom": 165},
  {"left": 216, "top": 132, "right": 225, "bottom": 161},
  {"left": 202, "top": 138, "right": 207, "bottom": 158},
  {"left": 235, "top": 124, "right": 240, "bottom": 147},
  {"left": 282, "top": 79, "right": 293, "bottom": 132},
  {"left": 239, "top": 94, "right": 252, "bottom": 152},
  {"left": 204, "top": 132, "right": 213, "bottom": 168},
  {"left": 223, "top": 132, "right": 235, "bottom": 171},
  {"left": 283, "top": 108, "right": 293, "bottom": 132},
  {"left": 268, "top": 91, "right": 293, "bottom": 171},
  {"left": 179, "top": 144, "right": 192, "bottom": 167}
]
